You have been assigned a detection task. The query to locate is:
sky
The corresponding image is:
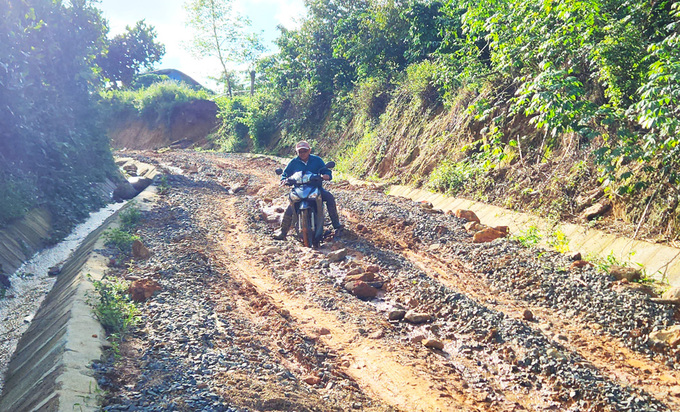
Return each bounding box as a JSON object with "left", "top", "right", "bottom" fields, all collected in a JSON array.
[{"left": 96, "top": 0, "right": 307, "bottom": 91}]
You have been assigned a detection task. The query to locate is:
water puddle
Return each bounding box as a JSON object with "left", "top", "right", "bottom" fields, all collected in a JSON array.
[{"left": 0, "top": 201, "right": 126, "bottom": 392}]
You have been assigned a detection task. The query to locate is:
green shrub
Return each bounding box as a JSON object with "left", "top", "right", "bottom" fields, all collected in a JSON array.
[
  {"left": 404, "top": 60, "right": 458, "bottom": 108},
  {"left": 90, "top": 277, "right": 139, "bottom": 335},
  {"left": 214, "top": 96, "right": 252, "bottom": 152},
  {"left": 99, "top": 81, "right": 211, "bottom": 126},
  {"left": 104, "top": 228, "right": 140, "bottom": 253},
  {"left": 119, "top": 204, "right": 141, "bottom": 231},
  {"left": 428, "top": 157, "right": 489, "bottom": 195},
  {"left": 355, "top": 77, "right": 392, "bottom": 120},
  {"left": 0, "top": 178, "right": 35, "bottom": 227}
]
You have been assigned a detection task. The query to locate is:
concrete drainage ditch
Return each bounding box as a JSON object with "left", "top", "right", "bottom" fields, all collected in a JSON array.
[{"left": 0, "top": 158, "right": 159, "bottom": 412}]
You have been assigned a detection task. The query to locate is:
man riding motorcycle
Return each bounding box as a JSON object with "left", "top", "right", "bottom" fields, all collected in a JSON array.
[{"left": 273, "top": 141, "right": 343, "bottom": 240}]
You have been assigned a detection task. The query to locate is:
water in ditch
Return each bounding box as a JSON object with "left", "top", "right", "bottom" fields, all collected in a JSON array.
[{"left": 0, "top": 201, "right": 127, "bottom": 393}]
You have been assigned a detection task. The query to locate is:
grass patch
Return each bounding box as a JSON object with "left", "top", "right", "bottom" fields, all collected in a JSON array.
[{"left": 511, "top": 225, "right": 542, "bottom": 248}]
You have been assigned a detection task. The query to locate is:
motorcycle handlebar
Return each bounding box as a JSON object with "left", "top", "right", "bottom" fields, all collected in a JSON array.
[{"left": 283, "top": 175, "right": 324, "bottom": 186}]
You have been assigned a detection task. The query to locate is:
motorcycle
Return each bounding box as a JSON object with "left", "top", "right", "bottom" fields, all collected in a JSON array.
[{"left": 275, "top": 161, "right": 335, "bottom": 248}]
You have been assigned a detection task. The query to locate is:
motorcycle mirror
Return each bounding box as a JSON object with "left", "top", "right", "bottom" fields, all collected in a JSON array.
[
  {"left": 275, "top": 168, "right": 283, "bottom": 175},
  {"left": 326, "top": 161, "right": 336, "bottom": 169}
]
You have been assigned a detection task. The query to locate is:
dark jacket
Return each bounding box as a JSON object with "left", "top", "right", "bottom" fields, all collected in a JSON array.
[{"left": 281, "top": 155, "right": 332, "bottom": 181}]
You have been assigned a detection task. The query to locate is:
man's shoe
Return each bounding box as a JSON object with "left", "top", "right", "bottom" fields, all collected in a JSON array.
[
  {"left": 333, "top": 226, "right": 344, "bottom": 238},
  {"left": 272, "top": 230, "right": 287, "bottom": 240}
]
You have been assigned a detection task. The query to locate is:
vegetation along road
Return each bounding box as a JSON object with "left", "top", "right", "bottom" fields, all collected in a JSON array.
[{"left": 93, "top": 150, "right": 680, "bottom": 412}]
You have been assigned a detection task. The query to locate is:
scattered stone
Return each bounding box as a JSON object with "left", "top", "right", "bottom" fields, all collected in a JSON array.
[
  {"left": 47, "top": 266, "right": 61, "bottom": 277},
  {"left": 420, "top": 202, "right": 434, "bottom": 210},
  {"left": 609, "top": 265, "right": 641, "bottom": 282},
  {"left": 365, "top": 265, "right": 380, "bottom": 273},
  {"left": 649, "top": 326, "right": 680, "bottom": 348},
  {"left": 546, "top": 348, "right": 567, "bottom": 360},
  {"left": 263, "top": 246, "right": 282, "bottom": 255},
  {"left": 580, "top": 202, "right": 610, "bottom": 220},
  {"left": 565, "top": 252, "right": 582, "bottom": 261},
  {"left": 404, "top": 311, "right": 432, "bottom": 324},
  {"left": 569, "top": 260, "right": 593, "bottom": 270},
  {"left": 388, "top": 310, "right": 407, "bottom": 321},
  {"left": 369, "top": 330, "right": 384, "bottom": 339},
  {"left": 423, "top": 338, "right": 444, "bottom": 350},
  {"left": 317, "top": 327, "right": 331, "bottom": 336},
  {"left": 128, "top": 279, "right": 162, "bottom": 302},
  {"left": 344, "top": 281, "right": 378, "bottom": 299},
  {"left": 346, "top": 267, "right": 364, "bottom": 276},
  {"left": 428, "top": 243, "right": 442, "bottom": 252},
  {"left": 345, "top": 272, "right": 376, "bottom": 282},
  {"left": 454, "top": 209, "right": 480, "bottom": 223},
  {"left": 435, "top": 226, "right": 449, "bottom": 235},
  {"left": 523, "top": 309, "right": 534, "bottom": 322},
  {"left": 303, "top": 375, "right": 322, "bottom": 385},
  {"left": 327, "top": 248, "right": 347, "bottom": 263},
  {"left": 411, "top": 335, "right": 426, "bottom": 344},
  {"left": 132, "top": 240, "right": 151, "bottom": 260}
]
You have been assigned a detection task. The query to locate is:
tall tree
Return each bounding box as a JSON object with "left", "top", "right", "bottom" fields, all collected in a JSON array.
[
  {"left": 98, "top": 20, "right": 165, "bottom": 89},
  {"left": 184, "top": 0, "right": 265, "bottom": 96}
]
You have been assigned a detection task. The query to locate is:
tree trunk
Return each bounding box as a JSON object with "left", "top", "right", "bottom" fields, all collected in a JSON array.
[
  {"left": 250, "top": 70, "right": 255, "bottom": 96},
  {"left": 227, "top": 77, "right": 232, "bottom": 98}
]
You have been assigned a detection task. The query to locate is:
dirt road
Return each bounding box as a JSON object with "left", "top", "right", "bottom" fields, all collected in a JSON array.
[{"left": 97, "top": 150, "right": 680, "bottom": 411}]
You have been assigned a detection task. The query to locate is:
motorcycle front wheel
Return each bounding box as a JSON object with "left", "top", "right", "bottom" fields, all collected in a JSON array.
[{"left": 300, "top": 209, "right": 313, "bottom": 248}]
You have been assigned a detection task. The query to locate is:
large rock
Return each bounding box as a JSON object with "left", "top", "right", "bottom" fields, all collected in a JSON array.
[
  {"left": 344, "top": 280, "right": 378, "bottom": 299},
  {"left": 455, "top": 209, "right": 480, "bottom": 223},
  {"left": 128, "top": 279, "right": 162, "bottom": 302},
  {"left": 609, "top": 265, "right": 641, "bottom": 282},
  {"left": 113, "top": 181, "right": 138, "bottom": 201},
  {"left": 473, "top": 227, "right": 508, "bottom": 243},
  {"left": 129, "top": 176, "right": 152, "bottom": 192}
]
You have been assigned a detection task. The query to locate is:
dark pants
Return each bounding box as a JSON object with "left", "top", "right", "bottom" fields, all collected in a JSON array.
[{"left": 280, "top": 189, "right": 341, "bottom": 232}]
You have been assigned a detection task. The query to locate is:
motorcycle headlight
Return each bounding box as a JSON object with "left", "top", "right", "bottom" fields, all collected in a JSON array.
[{"left": 289, "top": 192, "right": 301, "bottom": 202}]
